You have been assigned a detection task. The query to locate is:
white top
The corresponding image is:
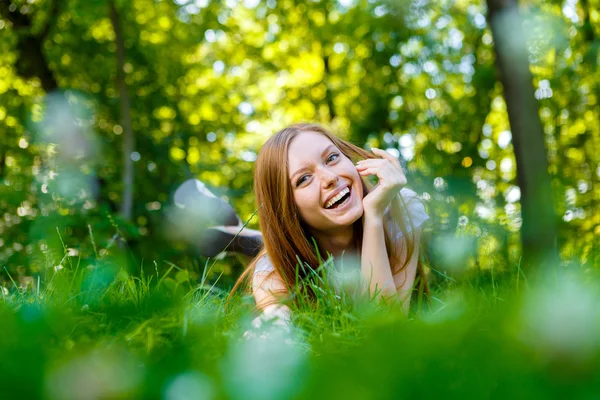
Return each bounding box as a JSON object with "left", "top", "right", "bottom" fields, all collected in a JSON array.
[{"left": 254, "top": 188, "right": 429, "bottom": 282}]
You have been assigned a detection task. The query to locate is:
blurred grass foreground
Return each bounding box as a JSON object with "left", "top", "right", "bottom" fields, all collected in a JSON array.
[
  {"left": 2, "top": 230, "right": 600, "bottom": 399},
  {"left": 1, "top": 0, "right": 600, "bottom": 398}
]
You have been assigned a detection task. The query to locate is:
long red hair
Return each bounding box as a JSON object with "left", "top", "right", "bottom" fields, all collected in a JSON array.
[{"left": 230, "top": 123, "right": 428, "bottom": 307}]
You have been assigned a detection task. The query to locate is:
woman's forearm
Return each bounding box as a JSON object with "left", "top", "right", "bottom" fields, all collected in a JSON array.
[
  {"left": 394, "top": 253, "right": 418, "bottom": 315},
  {"left": 361, "top": 216, "right": 396, "bottom": 299},
  {"left": 389, "top": 194, "right": 422, "bottom": 314}
]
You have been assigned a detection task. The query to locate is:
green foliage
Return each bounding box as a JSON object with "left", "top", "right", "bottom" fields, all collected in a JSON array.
[
  {"left": 1, "top": 237, "right": 599, "bottom": 398},
  {"left": 1, "top": 0, "right": 599, "bottom": 395},
  {"left": 0, "top": 1, "right": 599, "bottom": 283}
]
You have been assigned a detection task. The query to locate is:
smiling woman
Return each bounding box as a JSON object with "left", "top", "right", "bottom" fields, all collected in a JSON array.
[{"left": 230, "top": 123, "right": 430, "bottom": 321}]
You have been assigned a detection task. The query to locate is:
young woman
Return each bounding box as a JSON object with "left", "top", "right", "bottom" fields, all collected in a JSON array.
[{"left": 230, "top": 123, "right": 429, "bottom": 322}]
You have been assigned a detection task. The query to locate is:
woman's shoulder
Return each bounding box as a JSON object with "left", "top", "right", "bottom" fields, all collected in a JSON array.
[
  {"left": 254, "top": 254, "right": 275, "bottom": 275},
  {"left": 385, "top": 187, "right": 429, "bottom": 240},
  {"left": 399, "top": 187, "right": 429, "bottom": 219}
]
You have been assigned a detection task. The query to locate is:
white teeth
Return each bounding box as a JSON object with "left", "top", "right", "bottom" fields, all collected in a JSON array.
[{"left": 325, "top": 187, "right": 350, "bottom": 209}]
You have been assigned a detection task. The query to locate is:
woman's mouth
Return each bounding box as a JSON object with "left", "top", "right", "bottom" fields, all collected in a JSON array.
[{"left": 324, "top": 187, "right": 352, "bottom": 210}]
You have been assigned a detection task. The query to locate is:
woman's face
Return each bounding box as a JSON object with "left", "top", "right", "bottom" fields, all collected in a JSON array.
[{"left": 287, "top": 131, "right": 364, "bottom": 232}]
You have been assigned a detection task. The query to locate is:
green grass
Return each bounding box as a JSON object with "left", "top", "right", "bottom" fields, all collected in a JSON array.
[{"left": 1, "top": 234, "right": 600, "bottom": 399}]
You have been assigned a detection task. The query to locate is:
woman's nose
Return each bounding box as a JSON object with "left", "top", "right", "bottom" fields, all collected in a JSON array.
[{"left": 320, "top": 168, "right": 338, "bottom": 188}]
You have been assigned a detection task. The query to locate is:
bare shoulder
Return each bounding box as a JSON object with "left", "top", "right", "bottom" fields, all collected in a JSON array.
[
  {"left": 252, "top": 269, "right": 286, "bottom": 292},
  {"left": 252, "top": 261, "right": 289, "bottom": 311}
]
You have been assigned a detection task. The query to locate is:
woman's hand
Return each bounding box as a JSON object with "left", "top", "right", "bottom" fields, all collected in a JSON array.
[
  {"left": 243, "top": 304, "right": 293, "bottom": 340},
  {"left": 356, "top": 148, "right": 407, "bottom": 221}
]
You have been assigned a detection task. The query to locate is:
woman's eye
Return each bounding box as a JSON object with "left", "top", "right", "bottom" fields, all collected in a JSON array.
[
  {"left": 326, "top": 153, "right": 339, "bottom": 163},
  {"left": 297, "top": 175, "right": 309, "bottom": 186}
]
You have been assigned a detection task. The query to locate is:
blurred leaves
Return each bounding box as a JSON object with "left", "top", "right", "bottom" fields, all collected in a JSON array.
[
  {"left": 0, "top": 2, "right": 599, "bottom": 396},
  {"left": 0, "top": 0, "right": 598, "bottom": 287}
]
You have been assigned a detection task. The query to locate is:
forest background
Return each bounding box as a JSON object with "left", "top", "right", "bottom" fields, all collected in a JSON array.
[
  {"left": 1, "top": 0, "right": 600, "bottom": 398},
  {"left": 1, "top": 0, "right": 598, "bottom": 287}
]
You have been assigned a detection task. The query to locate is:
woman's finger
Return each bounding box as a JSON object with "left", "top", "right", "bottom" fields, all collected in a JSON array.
[
  {"left": 357, "top": 162, "right": 398, "bottom": 176},
  {"left": 357, "top": 166, "right": 380, "bottom": 176},
  {"left": 358, "top": 163, "right": 406, "bottom": 184},
  {"left": 356, "top": 158, "right": 386, "bottom": 168},
  {"left": 356, "top": 163, "right": 382, "bottom": 172},
  {"left": 371, "top": 148, "right": 401, "bottom": 168},
  {"left": 358, "top": 156, "right": 400, "bottom": 171},
  {"left": 370, "top": 148, "right": 394, "bottom": 160},
  {"left": 359, "top": 166, "right": 396, "bottom": 181},
  {"left": 357, "top": 160, "right": 399, "bottom": 176}
]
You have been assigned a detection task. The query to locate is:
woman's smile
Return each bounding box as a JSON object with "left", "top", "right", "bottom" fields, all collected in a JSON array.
[{"left": 323, "top": 186, "right": 352, "bottom": 211}]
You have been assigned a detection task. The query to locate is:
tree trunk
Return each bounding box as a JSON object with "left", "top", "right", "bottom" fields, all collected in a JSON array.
[
  {"left": 487, "top": 0, "right": 559, "bottom": 272},
  {"left": 0, "top": 1, "right": 60, "bottom": 92},
  {"left": 0, "top": 149, "right": 5, "bottom": 179},
  {"left": 323, "top": 55, "right": 337, "bottom": 122},
  {"left": 109, "top": 1, "right": 135, "bottom": 222},
  {"left": 580, "top": 0, "right": 596, "bottom": 43}
]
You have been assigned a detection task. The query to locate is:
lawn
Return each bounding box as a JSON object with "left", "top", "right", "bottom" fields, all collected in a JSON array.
[{"left": 2, "top": 236, "right": 598, "bottom": 399}]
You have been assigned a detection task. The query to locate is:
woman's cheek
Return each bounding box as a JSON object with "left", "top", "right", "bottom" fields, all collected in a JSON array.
[{"left": 294, "top": 191, "right": 315, "bottom": 220}]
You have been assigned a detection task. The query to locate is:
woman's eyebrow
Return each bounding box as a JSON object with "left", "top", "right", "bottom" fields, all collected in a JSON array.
[
  {"left": 290, "top": 145, "right": 337, "bottom": 180},
  {"left": 290, "top": 166, "right": 308, "bottom": 181},
  {"left": 320, "top": 144, "right": 337, "bottom": 158}
]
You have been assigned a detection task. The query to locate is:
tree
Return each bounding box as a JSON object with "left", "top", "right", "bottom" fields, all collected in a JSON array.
[
  {"left": 1, "top": 0, "right": 598, "bottom": 287},
  {"left": 0, "top": 0, "right": 61, "bottom": 92},
  {"left": 487, "top": 0, "right": 559, "bottom": 271},
  {"left": 109, "top": 0, "right": 135, "bottom": 222}
]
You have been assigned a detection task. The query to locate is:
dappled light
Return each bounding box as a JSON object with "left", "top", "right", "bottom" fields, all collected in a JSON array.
[{"left": 0, "top": 0, "right": 599, "bottom": 396}]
